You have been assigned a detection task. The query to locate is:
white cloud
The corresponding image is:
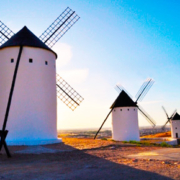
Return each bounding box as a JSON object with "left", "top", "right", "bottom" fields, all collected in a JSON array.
[
  {"left": 59, "top": 69, "right": 89, "bottom": 84},
  {"left": 53, "top": 43, "right": 72, "bottom": 68}
]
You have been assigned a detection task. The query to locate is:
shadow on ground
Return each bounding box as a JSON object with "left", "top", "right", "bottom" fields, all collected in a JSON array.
[{"left": 0, "top": 142, "right": 173, "bottom": 180}]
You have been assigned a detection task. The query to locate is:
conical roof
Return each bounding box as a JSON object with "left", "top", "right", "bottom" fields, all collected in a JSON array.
[
  {"left": 110, "top": 90, "right": 137, "bottom": 109},
  {"left": 0, "top": 26, "right": 57, "bottom": 58},
  {"left": 172, "top": 112, "right": 180, "bottom": 120}
]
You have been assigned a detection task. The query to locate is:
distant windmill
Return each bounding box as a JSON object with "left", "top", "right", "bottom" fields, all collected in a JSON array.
[
  {"left": 0, "top": 7, "right": 83, "bottom": 157},
  {"left": 94, "top": 78, "right": 156, "bottom": 141},
  {"left": 170, "top": 113, "right": 180, "bottom": 138},
  {"left": 161, "top": 106, "right": 180, "bottom": 138},
  {"left": 161, "top": 106, "right": 176, "bottom": 130}
]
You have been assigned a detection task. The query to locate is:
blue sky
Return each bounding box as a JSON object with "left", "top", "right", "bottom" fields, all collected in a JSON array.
[{"left": 1, "top": 0, "right": 180, "bottom": 129}]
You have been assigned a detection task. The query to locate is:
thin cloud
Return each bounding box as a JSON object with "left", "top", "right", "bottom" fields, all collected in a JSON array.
[
  {"left": 60, "top": 69, "right": 89, "bottom": 84},
  {"left": 139, "top": 100, "right": 162, "bottom": 105},
  {"left": 53, "top": 43, "right": 72, "bottom": 68}
]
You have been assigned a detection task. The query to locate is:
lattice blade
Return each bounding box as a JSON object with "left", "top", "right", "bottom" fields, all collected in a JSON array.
[
  {"left": 135, "top": 78, "right": 154, "bottom": 102},
  {"left": 39, "top": 7, "right": 80, "bottom": 48},
  {"left": 56, "top": 74, "right": 84, "bottom": 111},
  {"left": 138, "top": 105, "right": 156, "bottom": 127},
  {"left": 0, "top": 21, "right": 14, "bottom": 46}
]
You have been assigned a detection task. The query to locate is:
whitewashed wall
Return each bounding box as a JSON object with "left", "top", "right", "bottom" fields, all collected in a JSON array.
[
  {"left": 0, "top": 46, "right": 58, "bottom": 145},
  {"left": 112, "top": 107, "right": 140, "bottom": 141},
  {"left": 171, "top": 120, "right": 180, "bottom": 138}
]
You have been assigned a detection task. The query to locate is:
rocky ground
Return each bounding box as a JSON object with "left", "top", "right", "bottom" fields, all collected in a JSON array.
[{"left": 0, "top": 138, "right": 180, "bottom": 180}]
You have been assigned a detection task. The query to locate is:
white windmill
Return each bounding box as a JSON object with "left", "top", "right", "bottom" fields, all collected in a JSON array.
[
  {"left": 171, "top": 113, "right": 180, "bottom": 138},
  {"left": 0, "top": 7, "right": 84, "bottom": 157},
  {"left": 161, "top": 107, "right": 180, "bottom": 138},
  {"left": 94, "top": 78, "right": 156, "bottom": 141}
]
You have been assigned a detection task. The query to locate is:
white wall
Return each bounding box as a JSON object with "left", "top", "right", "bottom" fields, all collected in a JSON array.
[
  {"left": 0, "top": 46, "right": 57, "bottom": 144},
  {"left": 112, "top": 106, "right": 140, "bottom": 141},
  {"left": 171, "top": 120, "right": 180, "bottom": 138}
]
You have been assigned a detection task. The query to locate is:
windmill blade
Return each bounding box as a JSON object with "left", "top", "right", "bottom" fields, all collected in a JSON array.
[
  {"left": 115, "top": 83, "right": 133, "bottom": 99},
  {"left": 170, "top": 109, "right": 177, "bottom": 119},
  {"left": 135, "top": 78, "right": 154, "bottom": 102},
  {"left": 94, "top": 108, "right": 113, "bottom": 139},
  {"left": 162, "top": 106, "right": 169, "bottom": 119},
  {"left": 161, "top": 109, "right": 176, "bottom": 129},
  {"left": 114, "top": 84, "right": 122, "bottom": 94},
  {"left": 56, "top": 74, "right": 84, "bottom": 111},
  {"left": 94, "top": 89, "right": 122, "bottom": 139},
  {"left": 161, "top": 119, "right": 170, "bottom": 130},
  {"left": 39, "top": 7, "right": 80, "bottom": 48},
  {"left": 138, "top": 106, "right": 156, "bottom": 127},
  {"left": 0, "top": 21, "right": 14, "bottom": 46}
]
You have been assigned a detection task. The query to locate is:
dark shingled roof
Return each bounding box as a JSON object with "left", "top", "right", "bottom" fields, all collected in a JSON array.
[
  {"left": 110, "top": 90, "right": 137, "bottom": 109},
  {"left": 0, "top": 26, "right": 57, "bottom": 58},
  {"left": 172, "top": 113, "right": 180, "bottom": 120}
]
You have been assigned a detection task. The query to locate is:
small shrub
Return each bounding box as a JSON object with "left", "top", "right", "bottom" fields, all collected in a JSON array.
[
  {"left": 160, "top": 142, "right": 172, "bottom": 147},
  {"left": 123, "top": 140, "right": 173, "bottom": 147},
  {"left": 111, "top": 139, "right": 116, "bottom": 142},
  {"left": 141, "top": 141, "right": 151, "bottom": 146},
  {"left": 137, "top": 144, "right": 141, "bottom": 147},
  {"left": 129, "top": 140, "right": 141, "bottom": 144},
  {"left": 101, "top": 138, "right": 107, "bottom": 140}
]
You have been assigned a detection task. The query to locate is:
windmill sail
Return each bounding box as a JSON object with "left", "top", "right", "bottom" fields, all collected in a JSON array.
[
  {"left": 162, "top": 106, "right": 169, "bottom": 119},
  {"left": 115, "top": 84, "right": 122, "bottom": 94},
  {"left": 115, "top": 84, "right": 133, "bottom": 100},
  {"left": 94, "top": 78, "right": 156, "bottom": 139},
  {"left": 39, "top": 7, "right": 80, "bottom": 48},
  {"left": 138, "top": 105, "right": 156, "bottom": 127},
  {"left": 135, "top": 78, "right": 154, "bottom": 102},
  {"left": 0, "top": 21, "right": 14, "bottom": 46},
  {"left": 94, "top": 109, "right": 113, "bottom": 139},
  {"left": 56, "top": 73, "right": 84, "bottom": 111},
  {"left": 162, "top": 119, "right": 170, "bottom": 130},
  {"left": 161, "top": 107, "right": 177, "bottom": 129}
]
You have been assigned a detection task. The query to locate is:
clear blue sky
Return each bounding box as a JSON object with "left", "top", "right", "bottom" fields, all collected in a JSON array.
[{"left": 1, "top": 0, "right": 180, "bottom": 129}]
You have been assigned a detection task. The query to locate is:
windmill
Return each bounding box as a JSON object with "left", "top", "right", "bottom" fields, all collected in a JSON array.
[
  {"left": 0, "top": 7, "right": 83, "bottom": 157},
  {"left": 161, "top": 106, "right": 176, "bottom": 130},
  {"left": 170, "top": 112, "right": 180, "bottom": 139},
  {"left": 94, "top": 78, "right": 156, "bottom": 141},
  {"left": 161, "top": 106, "right": 180, "bottom": 138}
]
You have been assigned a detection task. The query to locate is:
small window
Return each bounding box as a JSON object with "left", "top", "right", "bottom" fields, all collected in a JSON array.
[
  {"left": 114, "top": 109, "right": 116, "bottom": 112},
  {"left": 120, "top": 109, "right": 122, "bottom": 111},
  {"left": 127, "top": 109, "right": 129, "bottom": 111},
  {"left": 45, "top": 61, "right": 48, "bottom": 65},
  {"left": 175, "top": 127, "right": 177, "bottom": 129},
  {"left": 11, "top": 59, "right": 14, "bottom": 63},
  {"left": 134, "top": 109, "right": 136, "bottom": 111},
  {"left": 29, "top": 59, "right": 33, "bottom": 63}
]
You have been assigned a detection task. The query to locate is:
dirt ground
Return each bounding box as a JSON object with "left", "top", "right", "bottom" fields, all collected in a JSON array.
[{"left": 0, "top": 138, "right": 180, "bottom": 180}]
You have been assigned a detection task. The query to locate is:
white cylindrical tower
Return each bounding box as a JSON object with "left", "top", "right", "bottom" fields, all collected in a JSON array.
[
  {"left": 0, "top": 26, "right": 60, "bottom": 145},
  {"left": 111, "top": 90, "right": 140, "bottom": 141},
  {"left": 170, "top": 113, "right": 180, "bottom": 138}
]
